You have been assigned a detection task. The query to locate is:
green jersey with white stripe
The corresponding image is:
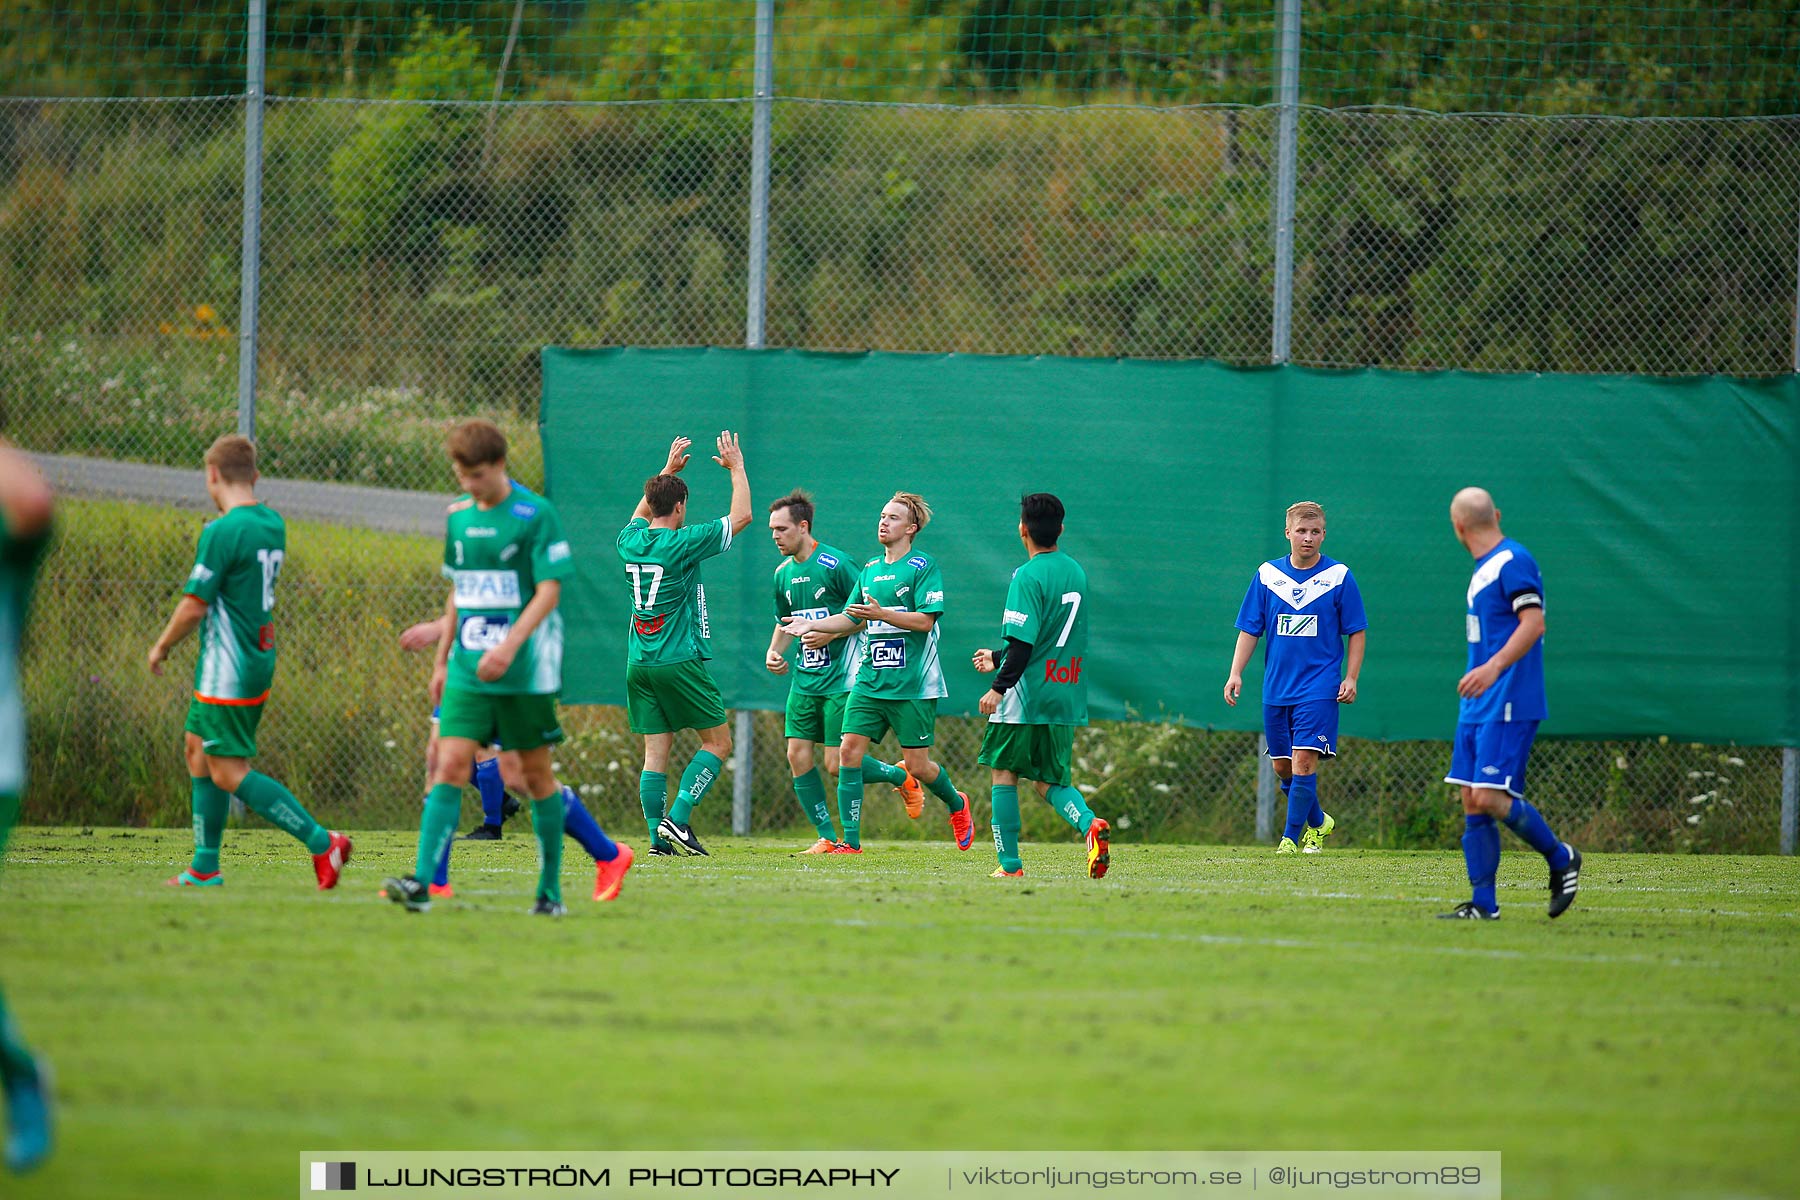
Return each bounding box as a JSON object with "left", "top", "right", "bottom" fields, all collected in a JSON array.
[
  {"left": 845, "top": 549, "right": 947, "bottom": 701},
  {"left": 184, "top": 503, "right": 285, "bottom": 704},
  {"left": 772, "top": 540, "right": 862, "bottom": 697},
  {"left": 617, "top": 515, "right": 735, "bottom": 667},
  {"left": 1, "top": 507, "right": 51, "bottom": 796},
  {"left": 442, "top": 483, "right": 573, "bottom": 695},
  {"left": 990, "top": 549, "right": 1089, "bottom": 726}
]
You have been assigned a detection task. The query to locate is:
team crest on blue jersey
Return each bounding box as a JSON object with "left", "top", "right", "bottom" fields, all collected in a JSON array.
[
  {"left": 511, "top": 501, "right": 538, "bottom": 520},
  {"left": 907, "top": 555, "right": 928, "bottom": 570},
  {"left": 817, "top": 552, "right": 839, "bottom": 568}
]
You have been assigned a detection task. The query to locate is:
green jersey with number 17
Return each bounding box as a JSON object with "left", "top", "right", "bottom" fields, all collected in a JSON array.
[
  {"left": 990, "top": 549, "right": 1089, "bottom": 726},
  {"left": 773, "top": 541, "right": 862, "bottom": 697},
  {"left": 443, "top": 483, "right": 573, "bottom": 695},
  {"left": 617, "top": 515, "right": 735, "bottom": 666},
  {"left": 845, "top": 550, "right": 946, "bottom": 701},
  {"left": 184, "top": 503, "right": 286, "bottom": 704}
]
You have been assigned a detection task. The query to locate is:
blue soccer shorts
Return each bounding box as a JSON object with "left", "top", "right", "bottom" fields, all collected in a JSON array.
[
  {"left": 1446, "top": 720, "right": 1540, "bottom": 798},
  {"left": 1263, "top": 699, "right": 1339, "bottom": 760}
]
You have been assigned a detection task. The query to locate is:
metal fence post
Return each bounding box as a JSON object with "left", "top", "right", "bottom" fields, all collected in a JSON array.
[
  {"left": 731, "top": 0, "right": 777, "bottom": 837},
  {"left": 1269, "top": 0, "right": 1301, "bottom": 364},
  {"left": 1255, "top": 735, "right": 1277, "bottom": 842},
  {"left": 1782, "top": 748, "right": 1797, "bottom": 856},
  {"left": 235, "top": 0, "right": 267, "bottom": 441}
]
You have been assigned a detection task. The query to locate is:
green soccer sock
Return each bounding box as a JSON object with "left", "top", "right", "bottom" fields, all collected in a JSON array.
[
  {"left": 531, "top": 794, "right": 564, "bottom": 905},
  {"left": 837, "top": 762, "right": 864, "bottom": 849},
  {"left": 0, "top": 986, "right": 41, "bottom": 1089},
  {"left": 792, "top": 768, "right": 836, "bottom": 841},
  {"left": 862, "top": 758, "right": 907, "bottom": 787},
  {"left": 668, "top": 750, "right": 723, "bottom": 826},
  {"left": 415, "top": 783, "right": 462, "bottom": 879},
  {"left": 990, "top": 784, "right": 1022, "bottom": 873},
  {"left": 925, "top": 762, "right": 965, "bottom": 812},
  {"left": 189, "top": 775, "right": 230, "bottom": 874},
  {"left": 235, "top": 771, "right": 331, "bottom": 855},
  {"left": 639, "top": 771, "right": 668, "bottom": 840},
  {"left": 1046, "top": 784, "right": 1097, "bottom": 834}
]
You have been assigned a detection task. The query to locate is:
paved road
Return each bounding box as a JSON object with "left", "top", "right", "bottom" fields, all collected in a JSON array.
[{"left": 28, "top": 452, "right": 449, "bottom": 538}]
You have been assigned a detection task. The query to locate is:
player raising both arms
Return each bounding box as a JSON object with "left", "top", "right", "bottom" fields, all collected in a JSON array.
[
  {"left": 782, "top": 492, "right": 974, "bottom": 854},
  {"left": 618, "top": 434, "right": 751, "bottom": 857},
  {"left": 765, "top": 490, "right": 920, "bottom": 853},
  {"left": 151, "top": 435, "right": 351, "bottom": 889},
  {"left": 385, "top": 420, "right": 612, "bottom": 915},
  {"left": 972, "top": 494, "right": 1108, "bottom": 879},
  {"left": 0, "top": 437, "right": 55, "bottom": 1172},
  {"left": 1224, "top": 501, "right": 1366, "bottom": 855}
]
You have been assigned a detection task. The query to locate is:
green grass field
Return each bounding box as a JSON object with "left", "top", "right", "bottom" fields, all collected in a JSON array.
[{"left": 2, "top": 829, "right": 1795, "bottom": 1200}]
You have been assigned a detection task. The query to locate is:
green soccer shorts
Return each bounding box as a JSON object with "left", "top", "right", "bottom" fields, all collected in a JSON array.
[
  {"left": 977, "top": 721, "right": 1076, "bottom": 787},
  {"left": 841, "top": 692, "right": 937, "bottom": 748},
  {"left": 785, "top": 690, "right": 848, "bottom": 745},
  {"left": 438, "top": 686, "right": 564, "bottom": 752},
  {"left": 185, "top": 696, "right": 266, "bottom": 759},
  {"left": 626, "top": 659, "right": 727, "bottom": 735}
]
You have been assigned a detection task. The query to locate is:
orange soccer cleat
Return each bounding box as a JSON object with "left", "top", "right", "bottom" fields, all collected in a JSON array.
[
  {"left": 949, "top": 793, "right": 975, "bottom": 850},
  {"left": 592, "top": 843, "right": 635, "bottom": 902},
  {"left": 897, "top": 772, "right": 925, "bottom": 819},
  {"left": 1085, "top": 817, "right": 1111, "bottom": 880},
  {"left": 990, "top": 866, "right": 1024, "bottom": 879},
  {"left": 800, "top": 838, "right": 838, "bottom": 855},
  {"left": 828, "top": 842, "right": 864, "bottom": 855}
]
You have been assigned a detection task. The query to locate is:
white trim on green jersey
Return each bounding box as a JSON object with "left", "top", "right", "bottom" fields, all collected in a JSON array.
[{"left": 197, "top": 598, "right": 245, "bottom": 699}]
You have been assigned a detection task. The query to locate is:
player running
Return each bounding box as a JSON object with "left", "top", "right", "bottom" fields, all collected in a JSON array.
[
  {"left": 782, "top": 492, "right": 974, "bottom": 854},
  {"left": 0, "top": 438, "right": 55, "bottom": 1172},
  {"left": 399, "top": 615, "right": 633, "bottom": 902},
  {"left": 765, "top": 490, "right": 921, "bottom": 853},
  {"left": 1439, "top": 487, "right": 1580, "bottom": 920},
  {"left": 150, "top": 435, "right": 351, "bottom": 889},
  {"left": 618, "top": 433, "right": 751, "bottom": 857},
  {"left": 971, "top": 493, "right": 1108, "bottom": 879},
  {"left": 384, "top": 420, "right": 609, "bottom": 915},
  {"left": 1224, "top": 500, "right": 1366, "bottom": 855}
]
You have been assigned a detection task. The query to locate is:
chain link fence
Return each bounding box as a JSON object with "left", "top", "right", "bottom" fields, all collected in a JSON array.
[{"left": 5, "top": 2, "right": 1797, "bottom": 851}]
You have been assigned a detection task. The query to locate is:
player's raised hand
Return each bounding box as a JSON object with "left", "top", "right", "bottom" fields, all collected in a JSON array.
[
  {"left": 713, "top": 430, "right": 743, "bottom": 470},
  {"left": 1223, "top": 674, "right": 1242, "bottom": 707},
  {"left": 663, "top": 437, "right": 692, "bottom": 475},
  {"left": 972, "top": 648, "right": 997, "bottom": 673},
  {"left": 765, "top": 647, "right": 789, "bottom": 675},
  {"left": 399, "top": 619, "right": 444, "bottom": 653}
]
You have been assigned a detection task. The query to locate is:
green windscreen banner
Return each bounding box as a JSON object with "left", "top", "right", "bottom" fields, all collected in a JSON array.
[{"left": 541, "top": 348, "right": 1798, "bottom": 747}]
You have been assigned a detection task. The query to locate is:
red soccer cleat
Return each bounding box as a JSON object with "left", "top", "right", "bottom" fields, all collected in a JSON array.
[
  {"left": 1086, "top": 817, "right": 1111, "bottom": 880},
  {"left": 593, "top": 843, "right": 635, "bottom": 902},
  {"left": 949, "top": 792, "right": 975, "bottom": 850},
  {"left": 428, "top": 883, "right": 455, "bottom": 899},
  {"left": 828, "top": 842, "right": 864, "bottom": 855},
  {"left": 312, "top": 831, "right": 352, "bottom": 890},
  {"left": 990, "top": 865, "right": 1024, "bottom": 878}
]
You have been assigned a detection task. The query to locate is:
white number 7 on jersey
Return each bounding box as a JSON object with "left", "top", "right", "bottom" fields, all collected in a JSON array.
[
  {"left": 257, "top": 548, "right": 284, "bottom": 610},
  {"left": 1055, "top": 591, "right": 1081, "bottom": 647},
  {"left": 626, "top": 563, "right": 664, "bottom": 610}
]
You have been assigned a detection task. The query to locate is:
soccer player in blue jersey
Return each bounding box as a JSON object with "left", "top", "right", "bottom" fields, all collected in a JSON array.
[
  {"left": 1225, "top": 501, "right": 1367, "bottom": 854},
  {"left": 1439, "top": 487, "right": 1580, "bottom": 920}
]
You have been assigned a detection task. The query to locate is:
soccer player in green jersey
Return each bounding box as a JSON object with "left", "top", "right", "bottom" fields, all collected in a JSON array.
[
  {"left": 781, "top": 492, "right": 975, "bottom": 854},
  {"left": 384, "top": 420, "right": 604, "bottom": 915},
  {"left": 149, "top": 436, "right": 352, "bottom": 891},
  {"left": 764, "top": 490, "right": 921, "bottom": 853},
  {"left": 972, "top": 493, "right": 1109, "bottom": 880},
  {"left": 618, "top": 433, "right": 751, "bottom": 857},
  {"left": 0, "top": 437, "right": 55, "bottom": 1173}
]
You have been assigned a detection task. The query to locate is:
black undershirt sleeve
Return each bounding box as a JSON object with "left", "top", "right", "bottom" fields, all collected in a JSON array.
[{"left": 990, "top": 637, "right": 1033, "bottom": 693}]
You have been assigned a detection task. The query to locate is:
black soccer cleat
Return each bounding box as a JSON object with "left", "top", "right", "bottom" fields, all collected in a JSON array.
[
  {"left": 383, "top": 874, "right": 431, "bottom": 913},
  {"left": 500, "top": 795, "right": 522, "bottom": 821},
  {"left": 1547, "top": 845, "right": 1582, "bottom": 918},
  {"left": 656, "top": 818, "right": 710, "bottom": 857},
  {"left": 462, "top": 823, "right": 503, "bottom": 841},
  {"left": 530, "top": 896, "right": 567, "bottom": 917},
  {"left": 1437, "top": 901, "right": 1500, "bottom": 920},
  {"left": 647, "top": 840, "right": 679, "bottom": 857}
]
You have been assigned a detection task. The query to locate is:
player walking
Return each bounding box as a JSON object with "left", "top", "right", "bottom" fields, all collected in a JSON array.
[
  {"left": 151, "top": 436, "right": 351, "bottom": 889},
  {"left": 971, "top": 493, "right": 1108, "bottom": 879},
  {"left": 1224, "top": 501, "right": 1366, "bottom": 854},
  {"left": 618, "top": 434, "right": 751, "bottom": 857},
  {"left": 765, "top": 490, "right": 921, "bottom": 853},
  {"left": 1439, "top": 488, "right": 1580, "bottom": 920},
  {"left": 782, "top": 493, "right": 974, "bottom": 854}
]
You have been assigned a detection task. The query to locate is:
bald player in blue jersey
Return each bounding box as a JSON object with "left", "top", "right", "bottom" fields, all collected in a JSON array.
[
  {"left": 1438, "top": 487, "right": 1580, "bottom": 920},
  {"left": 1225, "top": 501, "right": 1367, "bottom": 854}
]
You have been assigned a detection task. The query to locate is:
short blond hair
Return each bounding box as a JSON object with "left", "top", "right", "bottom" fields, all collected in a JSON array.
[
  {"left": 204, "top": 434, "right": 257, "bottom": 483},
  {"left": 1285, "top": 500, "right": 1325, "bottom": 528},
  {"left": 890, "top": 491, "right": 932, "bottom": 534}
]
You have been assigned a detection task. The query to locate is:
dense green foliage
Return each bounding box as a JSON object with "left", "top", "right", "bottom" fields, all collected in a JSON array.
[{"left": 3, "top": 831, "right": 1796, "bottom": 1199}]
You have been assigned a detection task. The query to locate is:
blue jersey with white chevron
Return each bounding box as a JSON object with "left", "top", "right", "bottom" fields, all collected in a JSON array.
[
  {"left": 1461, "top": 538, "right": 1546, "bottom": 724},
  {"left": 1234, "top": 555, "right": 1367, "bottom": 705}
]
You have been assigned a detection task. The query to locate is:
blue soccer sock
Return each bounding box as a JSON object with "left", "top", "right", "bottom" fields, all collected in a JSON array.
[
  {"left": 561, "top": 786, "right": 619, "bottom": 862},
  {"left": 1462, "top": 813, "right": 1501, "bottom": 914},
  {"left": 431, "top": 795, "right": 453, "bottom": 887},
  {"left": 1503, "top": 797, "right": 1570, "bottom": 869},
  {"left": 472, "top": 756, "right": 507, "bottom": 827},
  {"left": 1307, "top": 797, "right": 1325, "bottom": 829},
  {"left": 1283, "top": 773, "right": 1316, "bottom": 844}
]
